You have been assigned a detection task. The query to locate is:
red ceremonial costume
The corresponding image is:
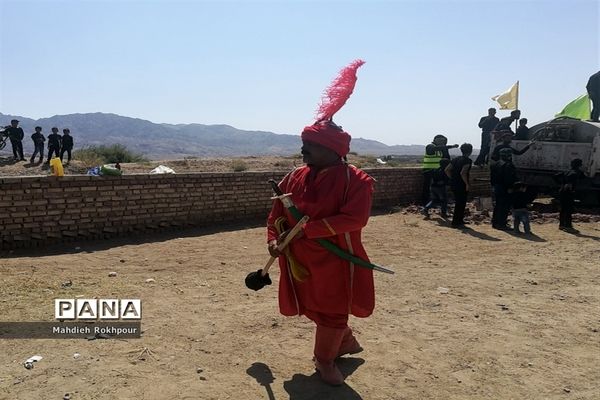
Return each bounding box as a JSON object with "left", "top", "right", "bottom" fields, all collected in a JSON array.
[
  {"left": 267, "top": 163, "right": 375, "bottom": 320},
  {"left": 264, "top": 60, "right": 375, "bottom": 386}
]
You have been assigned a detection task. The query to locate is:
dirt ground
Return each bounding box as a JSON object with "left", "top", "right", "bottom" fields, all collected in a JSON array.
[
  {"left": 0, "top": 154, "right": 416, "bottom": 177},
  {"left": 1, "top": 212, "right": 599, "bottom": 400}
]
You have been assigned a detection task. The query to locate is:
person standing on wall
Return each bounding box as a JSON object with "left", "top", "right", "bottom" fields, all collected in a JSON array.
[
  {"left": 514, "top": 118, "right": 529, "bottom": 141},
  {"left": 60, "top": 128, "right": 74, "bottom": 164},
  {"left": 30, "top": 126, "right": 45, "bottom": 164},
  {"left": 587, "top": 70, "right": 600, "bottom": 122},
  {"left": 5, "top": 119, "right": 26, "bottom": 161},
  {"left": 474, "top": 108, "right": 499, "bottom": 166},
  {"left": 46, "top": 127, "right": 62, "bottom": 163}
]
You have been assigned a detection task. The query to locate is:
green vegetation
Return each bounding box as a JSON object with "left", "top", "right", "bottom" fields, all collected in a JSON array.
[
  {"left": 73, "top": 144, "right": 147, "bottom": 166},
  {"left": 231, "top": 160, "right": 248, "bottom": 172}
]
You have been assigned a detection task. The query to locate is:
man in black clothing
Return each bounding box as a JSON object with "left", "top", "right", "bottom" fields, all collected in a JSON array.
[
  {"left": 46, "top": 127, "right": 62, "bottom": 163},
  {"left": 422, "top": 134, "right": 458, "bottom": 205},
  {"left": 490, "top": 131, "right": 533, "bottom": 161},
  {"left": 514, "top": 118, "right": 529, "bottom": 140},
  {"left": 587, "top": 71, "right": 600, "bottom": 122},
  {"left": 30, "top": 126, "right": 45, "bottom": 163},
  {"left": 558, "top": 159, "right": 586, "bottom": 232},
  {"left": 512, "top": 182, "right": 532, "bottom": 234},
  {"left": 60, "top": 128, "right": 74, "bottom": 163},
  {"left": 5, "top": 119, "right": 25, "bottom": 161},
  {"left": 422, "top": 158, "right": 451, "bottom": 219},
  {"left": 493, "top": 109, "right": 521, "bottom": 135},
  {"left": 490, "top": 148, "right": 519, "bottom": 230},
  {"left": 445, "top": 143, "right": 473, "bottom": 228},
  {"left": 474, "top": 108, "right": 499, "bottom": 166}
]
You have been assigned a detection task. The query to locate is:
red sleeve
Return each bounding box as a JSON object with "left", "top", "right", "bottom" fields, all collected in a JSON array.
[
  {"left": 266, "top": 172, "right": 292, "bottom": 242},
  {"left": 303, "top": 171, "right": 373, "bottom": 239}
]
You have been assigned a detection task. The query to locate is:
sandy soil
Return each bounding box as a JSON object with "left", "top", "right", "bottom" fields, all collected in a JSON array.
[{"left": 1, "top": 212, "right": 599, "bottom": 400}]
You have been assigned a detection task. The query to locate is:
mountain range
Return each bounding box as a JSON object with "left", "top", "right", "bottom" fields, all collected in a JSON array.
[{"left": 0, "top": 112, "right": 430, "bottom": 159}]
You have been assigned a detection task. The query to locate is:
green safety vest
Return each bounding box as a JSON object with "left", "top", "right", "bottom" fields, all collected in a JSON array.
[{"left": 422, "top": 150, "right": 442, "bottom": 170}]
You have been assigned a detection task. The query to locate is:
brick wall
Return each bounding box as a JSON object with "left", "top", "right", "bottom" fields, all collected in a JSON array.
[{"left": 0, "top": 168, "right": 489, "bottom": 250}]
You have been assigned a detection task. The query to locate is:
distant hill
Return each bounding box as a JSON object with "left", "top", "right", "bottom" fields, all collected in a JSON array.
[{"left": 0, "top": 112, "right": 430, "bottom": 159}]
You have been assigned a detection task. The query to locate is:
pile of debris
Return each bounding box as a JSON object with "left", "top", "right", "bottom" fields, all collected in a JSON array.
[{"left": 397, "top": 198, "right": 600, "bottom": 225}]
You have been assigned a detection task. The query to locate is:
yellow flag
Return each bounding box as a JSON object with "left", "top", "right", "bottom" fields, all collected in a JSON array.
[{"left": 492, "top": 81, "right": 519, "bottom": 110}]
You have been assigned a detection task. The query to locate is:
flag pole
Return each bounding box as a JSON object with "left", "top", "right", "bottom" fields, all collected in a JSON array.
[{"left": 514, "top": 80, "right": 519, "bottom": 132}]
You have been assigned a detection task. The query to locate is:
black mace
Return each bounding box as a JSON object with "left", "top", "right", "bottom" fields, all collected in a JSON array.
[{"left": 244, "top": 215, "right": 309, "bottom": 291}]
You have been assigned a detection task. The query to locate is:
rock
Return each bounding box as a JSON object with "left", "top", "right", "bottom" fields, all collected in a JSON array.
[
  {"left": 108, "top": 272, "right": 117, "bottom": 277},
  {"left": 437, "top": 287, "right": 449, "bottom": 294},
  {"left": 196, "top": 368, "right": 203, "bottom": 373},
  {"left": 120, "top": 259, "right": 126, "bottom": 263},
  {"left": 64, "top": 394, "right": 71, "bottom": 400},
  {"left": 73, "top": 353, "right": 81, "bottom": 359},
  {"left": 145, "top": 278, "right": 156, "bottom": 283},
  {"left": 61, "top": 280, "right": 73, "bottom": 288},
  {"left": 563, "top": 387, "right": 571, "bottom": 393},
  {"left": 199, "top": 376, "right": 207, "bottom": 381}
]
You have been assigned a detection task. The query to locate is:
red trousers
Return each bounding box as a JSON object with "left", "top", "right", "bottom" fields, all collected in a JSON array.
[{"left": 304, "top": 309, "right": 348, "bottom": 329}]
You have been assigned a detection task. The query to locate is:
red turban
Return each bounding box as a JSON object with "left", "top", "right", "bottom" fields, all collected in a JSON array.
[{"left": 301, "top": 122, "right": 351, "bottom": 157}]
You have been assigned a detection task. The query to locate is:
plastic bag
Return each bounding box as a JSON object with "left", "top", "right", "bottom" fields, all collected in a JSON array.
[
  {"left": 49, "top": 158, "right": 64, "bottom": 176},
  {"left": 101, "top": 164, "right": 123, "bottom": 176},
  {"left": 150, "top": 165, "right": 175, "bottom": 174}
]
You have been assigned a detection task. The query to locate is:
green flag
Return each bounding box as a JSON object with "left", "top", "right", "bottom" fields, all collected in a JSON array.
[{"left": 555, "top": 94, "right": 591, "bottom": 120}]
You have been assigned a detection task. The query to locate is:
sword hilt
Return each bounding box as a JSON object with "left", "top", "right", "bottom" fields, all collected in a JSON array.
[{"left": 268, "top": 179, "right": 284, "bottom": 196}]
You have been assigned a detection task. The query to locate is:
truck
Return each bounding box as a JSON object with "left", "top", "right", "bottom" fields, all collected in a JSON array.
[{"left": 498, "top": 117, "right": 600, "bottom": 205}]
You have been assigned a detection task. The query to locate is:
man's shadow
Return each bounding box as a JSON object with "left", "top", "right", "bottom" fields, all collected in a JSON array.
[
  {"left": 432, "top": 217, "right": 501, "bottom": 242},
  {"left": 284, "top": 357, "right": 365, "bottom": 400},
  {"left": 247, "top": 358, "right": 365, "bottom": 400},
  {"left": 563, "top": 230, "right": 600, "bottom": 242},
  {"left": 506, "top": 231, "right": 547, "bottom": 242}
]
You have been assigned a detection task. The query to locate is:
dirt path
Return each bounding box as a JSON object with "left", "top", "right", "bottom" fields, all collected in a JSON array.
[{"left": 1, "top": 214, "right": 599, "bottom": 399}]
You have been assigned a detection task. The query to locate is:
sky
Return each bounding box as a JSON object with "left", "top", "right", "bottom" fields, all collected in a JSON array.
[{"left": 0, "top": 0, "right": 598, "bottom": 147}]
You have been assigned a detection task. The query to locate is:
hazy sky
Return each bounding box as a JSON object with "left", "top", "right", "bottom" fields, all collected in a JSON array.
[{"left": 1, "top": 0, "right": 598, "bottom": 146}]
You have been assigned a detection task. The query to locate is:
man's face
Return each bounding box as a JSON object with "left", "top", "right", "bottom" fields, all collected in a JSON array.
[
  {"left": 11, "top": 121, "right": 18, "bottom": 127},
  {"left": 489, "top": 109, "right": 496, "bottom": 116},
  {"left": 301, "top": 140, "right": 337, "bottom": 167},
  {"left": 35, "top": 128, "right": 41, "bottom": 133},
  {"left": 52, "top": 128, "right": 58, "bottom": 133}
]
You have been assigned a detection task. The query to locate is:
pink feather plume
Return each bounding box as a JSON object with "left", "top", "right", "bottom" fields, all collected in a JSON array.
[{"left": 316, "top": 59, "right": 366, "bottom": 122}]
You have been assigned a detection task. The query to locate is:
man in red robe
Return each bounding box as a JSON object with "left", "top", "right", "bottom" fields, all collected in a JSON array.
[{"left": 267, "top": 120, "right": 375, "bottom": 386}]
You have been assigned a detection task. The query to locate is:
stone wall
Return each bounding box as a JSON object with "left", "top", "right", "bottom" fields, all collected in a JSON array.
[{"left": 0, "top": 168, "right": 489, "bottom": 250}]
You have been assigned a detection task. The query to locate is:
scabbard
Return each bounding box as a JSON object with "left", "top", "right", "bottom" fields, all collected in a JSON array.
[{"left": 268, "top": 179, "right": 394, "bottom": 275}]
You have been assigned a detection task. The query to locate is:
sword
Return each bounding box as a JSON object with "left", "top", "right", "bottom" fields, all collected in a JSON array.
[{"left": 268, "top": 179, "right": 394, "bottom": 275}]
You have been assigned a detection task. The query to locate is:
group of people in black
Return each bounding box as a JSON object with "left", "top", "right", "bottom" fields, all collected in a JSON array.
[
  {"left": 2, "top": 119, "right": 74, "bottom": 164},
  {"left": 474, "top": 108, "right": 530, "bottom": 166},
  {"left": 422, "top": 108, "right": 586, "bottom": 233}
]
